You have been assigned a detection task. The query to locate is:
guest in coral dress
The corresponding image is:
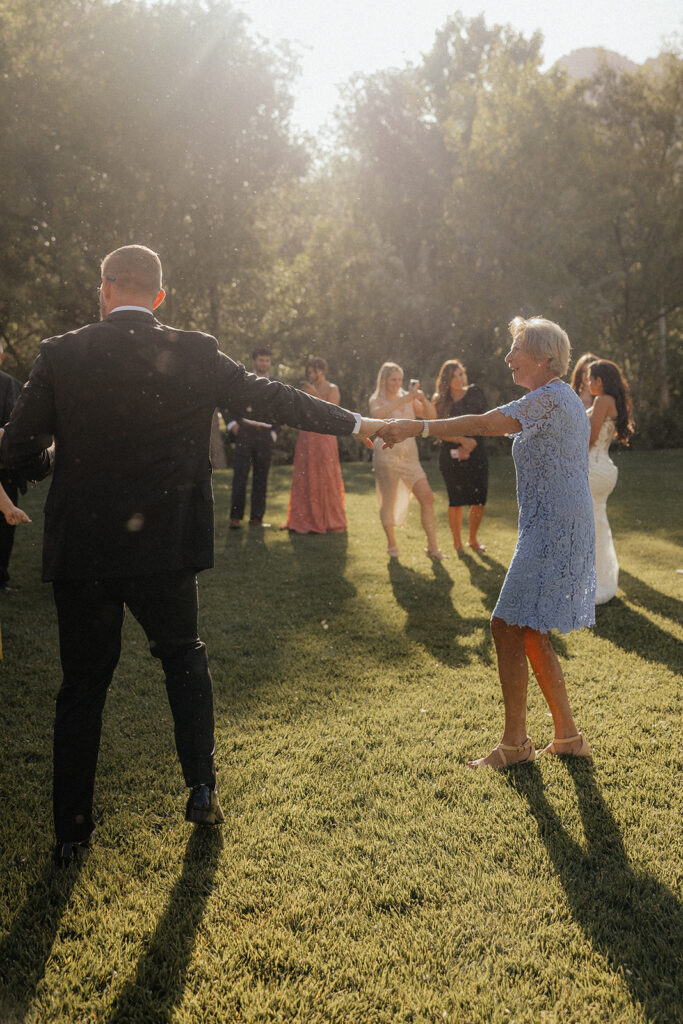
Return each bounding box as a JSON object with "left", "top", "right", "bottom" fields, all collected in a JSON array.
[{"left": 284, "top": 356, "right": 347, "bottom": 533}]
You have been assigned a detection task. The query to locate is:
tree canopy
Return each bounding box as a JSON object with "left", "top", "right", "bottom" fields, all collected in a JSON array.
[{"left": 1, "top": 2, "right": 681, "bottom": 443}]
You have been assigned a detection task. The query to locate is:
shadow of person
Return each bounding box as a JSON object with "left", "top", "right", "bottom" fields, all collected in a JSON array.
[
  {"left": 458, "top": 548, "right": 507, "bottom": 612},
  {"left": 506, "top": 761, "right": 683, "bottom": 1021},
  {"left": 593, "top": 597, "right": 682, "bottom": 676},
  {"left": 0, "top": 855, "right": 83, "bottom": 1020},
  {"left": 618, "top": 569, "right": 683, "bottom": 629},
  {"left": 388, "top": 559, "right": 488, "bottom": 666},
  {"left": 106, "top": 827, "right": 223, "bottom": 1023},
  {"left": 454, "top": 551, "right": 570, "bottom": 660}
]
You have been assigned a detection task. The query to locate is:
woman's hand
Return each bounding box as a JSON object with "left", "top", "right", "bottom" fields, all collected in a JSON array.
[
  {"left": 412, "top": 390, "right": 437, "bottom": 419},
  {"left": 2, "top": 505, "right": 31, "bottom": 525}
]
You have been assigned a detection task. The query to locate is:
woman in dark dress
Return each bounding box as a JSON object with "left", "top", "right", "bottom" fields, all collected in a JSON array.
[{"left": 432, "top": 360, "right": 488, "bottom": 551}]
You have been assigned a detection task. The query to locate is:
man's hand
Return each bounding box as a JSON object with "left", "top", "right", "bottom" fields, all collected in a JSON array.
[
  {"left": 357, "top": 417, "right": 385, "bottom": 441},
  {"left": 376, "top": 419, "right": 420, "bottom": 448}
]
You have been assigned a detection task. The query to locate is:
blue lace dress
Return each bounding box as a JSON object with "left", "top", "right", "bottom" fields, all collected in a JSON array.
[{"left": 493, "top": 381, "right": 596, "bottom": 633}]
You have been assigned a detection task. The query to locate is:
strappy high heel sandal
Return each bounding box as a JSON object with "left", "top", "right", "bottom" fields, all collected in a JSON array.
[
  {"left": 541, "top": 733, "right": 591, "bottom": 758},
  {"left": 424, "top": 548, "right": 446, "bottom": 561},
  {"left": 468, "top": 736, "right": 535, "bottom": 771}
]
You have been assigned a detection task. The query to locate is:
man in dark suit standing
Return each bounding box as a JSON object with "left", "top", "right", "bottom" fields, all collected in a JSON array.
[
  {"left": 0, "top": 344, "right": 28, "bottom": 592},
  {"left": 0, "top": 245, "right": 380, "bottom": 865},
  {"left": 223, "top": 346, "right": 278, "bottom": 529}
]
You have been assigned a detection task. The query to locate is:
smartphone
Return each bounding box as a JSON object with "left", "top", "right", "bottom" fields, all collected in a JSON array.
[{"left": 409, "top": 378, "right": 420, "bottom": 391}]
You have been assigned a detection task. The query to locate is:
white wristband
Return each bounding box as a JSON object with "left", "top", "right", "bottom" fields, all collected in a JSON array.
[{"left": 422, "top": 420, "right": 430, "bottom": 437}]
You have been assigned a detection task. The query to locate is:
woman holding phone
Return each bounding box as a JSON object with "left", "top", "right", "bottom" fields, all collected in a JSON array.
[{"left": 368, "top": 362, "right": 444, "bottom": 560}]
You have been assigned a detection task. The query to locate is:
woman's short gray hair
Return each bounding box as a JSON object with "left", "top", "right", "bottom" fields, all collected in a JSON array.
[{"left": 509, "top": 316, "right": 571, "bottom": 377}]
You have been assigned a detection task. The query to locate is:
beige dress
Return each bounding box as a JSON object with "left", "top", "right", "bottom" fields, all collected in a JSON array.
[{"left": 369, "top": 394, "right": 426, "bottom": 527}]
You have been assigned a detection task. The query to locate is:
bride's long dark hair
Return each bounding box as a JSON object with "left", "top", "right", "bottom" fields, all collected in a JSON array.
[{"left": 588, "top": 359, "right": 634, "bottom": 445}]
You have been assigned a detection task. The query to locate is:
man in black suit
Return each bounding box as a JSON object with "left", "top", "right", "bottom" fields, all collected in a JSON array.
[
  {"left": 223, "top": 346, "right": 278, "bottom": 529},
  {"left": 0, "top": 245, "right": 380, "bottom": 865},
  {"left": 0, "top": 344, "right": 27, "bottom": 592}
]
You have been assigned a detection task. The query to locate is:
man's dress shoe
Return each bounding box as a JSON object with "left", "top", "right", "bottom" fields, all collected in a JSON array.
[
  {"left": 185, "top": 784, "right": 225, "bottom": 825},
  {"left": 54, "top": 838, "right": 90, "bottom": 867}
]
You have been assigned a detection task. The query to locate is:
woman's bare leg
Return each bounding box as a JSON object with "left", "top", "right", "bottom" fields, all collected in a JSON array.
[
  {"left": 448, "top": 506, "right": 463, "bottom": 550},
  {"left": 412, "top": 477, "right": 439, "bottom": 552},
  {"left": 383, "top": 524, "right": 398, "bottom": 551},
  {"left": 523, "top": 629, "right": 581, "bottom": 748},
  {"left": 469, "top": 617, "right": 531, "bottom": 767},
  {"left": 468, "top": 505, "right": 486, "bottom": 550}
]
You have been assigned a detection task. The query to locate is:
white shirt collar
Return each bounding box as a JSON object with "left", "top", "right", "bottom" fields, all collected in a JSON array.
[{"left": 109, "top": 305, "right": 154, "bottom": 315}]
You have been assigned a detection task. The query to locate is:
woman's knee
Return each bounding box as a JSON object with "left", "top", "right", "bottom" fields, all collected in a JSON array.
[
  {"left": 490, "top": 615, "right": 512, "bottom": 647},
  {"left": 417, "top": 485, "right": 434, "bottom": 508},
  {"left": 491, "top": 614, "right": 524, "bottom": 647}
]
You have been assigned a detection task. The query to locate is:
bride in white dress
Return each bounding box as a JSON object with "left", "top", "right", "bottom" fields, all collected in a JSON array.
[{"left": 586, "top": 359, "right": 634, "bottom": 604}]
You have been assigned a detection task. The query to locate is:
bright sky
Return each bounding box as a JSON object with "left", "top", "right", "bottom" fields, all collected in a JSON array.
[{"left": 234, "top": 0, "right": 682, "bottom": 135}]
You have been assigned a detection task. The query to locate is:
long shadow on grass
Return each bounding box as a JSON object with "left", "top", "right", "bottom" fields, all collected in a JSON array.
[
  {"left": 388, "top": 559, "right": 491, "bottom": 666},
  {"left": 593, "top": 596, "right": 683, "bottom": 676},
  {"left": 105, "top": 827, "right": 222, "bottom": 1024},
  {"left": 457, "top": 548, "right": 507, "bottom": 613},
  {"left": 0, "top": 856, "right": 82, "bottom": 1019},
  {"left": 458, "top": 550, "right": 570, "bottom": 659},
  {"left": 507, "top": 762, "right": 683, "bottom": 1022},
  {"left": 618, "top": 570, "right": 683, "bottom": 629}
]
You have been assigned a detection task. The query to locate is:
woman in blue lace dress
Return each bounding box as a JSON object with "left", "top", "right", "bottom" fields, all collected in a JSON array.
[{"left": 378, "top": 317, "right": 595, "bottom": 769}]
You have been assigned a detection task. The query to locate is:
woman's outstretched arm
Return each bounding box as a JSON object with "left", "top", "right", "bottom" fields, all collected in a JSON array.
[{"left": 378, "top": 409, "right": 521, "bottom": 446}]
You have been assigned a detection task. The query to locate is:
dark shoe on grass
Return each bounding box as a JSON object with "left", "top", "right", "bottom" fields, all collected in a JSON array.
[
  {"left": 185, "top": 784, "right": 225, "bottom": 825},
  {"left": 54, "top": 838, "right": 91, "bottom": 867}
]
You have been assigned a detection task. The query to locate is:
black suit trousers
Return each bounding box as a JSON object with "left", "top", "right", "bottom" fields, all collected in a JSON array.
[
  {"left": 230, "top": 427, "right": 274, "bottom": 521},
  {"left": 52, "top": 570, "right": 216, "bottom": 841}
]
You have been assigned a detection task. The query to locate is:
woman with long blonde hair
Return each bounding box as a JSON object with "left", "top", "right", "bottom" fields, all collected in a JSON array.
[{"left": 369, "top": 362, "right": 443, "bottom": 560}]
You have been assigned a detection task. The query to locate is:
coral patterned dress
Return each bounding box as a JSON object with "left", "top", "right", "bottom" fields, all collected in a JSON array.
[{"left": 284, "top": 385, "right": 347, "bottom": 533}]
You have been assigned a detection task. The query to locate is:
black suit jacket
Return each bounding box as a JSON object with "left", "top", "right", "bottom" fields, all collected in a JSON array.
[{"left": 0, "top": 310, "right": 356, "bottom": 581}]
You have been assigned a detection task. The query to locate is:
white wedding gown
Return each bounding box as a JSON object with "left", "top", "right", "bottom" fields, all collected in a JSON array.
[{"left": 589, "top": 417, "right": 619, "bottom": 604}]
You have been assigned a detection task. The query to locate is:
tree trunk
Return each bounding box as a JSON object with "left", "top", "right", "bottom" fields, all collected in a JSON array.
[{"left": 658, "top": 307, "right": 670, "bottom": 408}]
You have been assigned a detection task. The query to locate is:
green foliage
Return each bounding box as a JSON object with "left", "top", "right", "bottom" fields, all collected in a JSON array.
[
  {"left": 0, "top": 0, "right": 304, "bottom": 371},
  {"left": 0, "top": 452, "right": 682, "bottom": 1021},
  {"left": 1, "top": 5, "right": 681, "bottom": 439},
  {"left": 268, "top": 15, "right": 683, "bottom": 421}
]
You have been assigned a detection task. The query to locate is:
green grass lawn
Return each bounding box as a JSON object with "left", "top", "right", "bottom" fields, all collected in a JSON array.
[{"left": 0, "top": 449, "right": 681, "bottom": 1023}]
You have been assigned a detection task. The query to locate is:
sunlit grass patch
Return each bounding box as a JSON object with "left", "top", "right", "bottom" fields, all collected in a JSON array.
[{"left": 0, "top": 450, "right": 681, "bottom": 1022}]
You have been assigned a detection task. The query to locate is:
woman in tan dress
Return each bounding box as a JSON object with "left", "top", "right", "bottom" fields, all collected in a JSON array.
[{"left": 369, "top": 362, "right": 444, "bottom": 560}]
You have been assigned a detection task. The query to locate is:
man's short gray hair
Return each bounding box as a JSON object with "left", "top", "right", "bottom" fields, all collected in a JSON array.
[{"left": 101, "top": 245, "right": 162, "bottom": 296}]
